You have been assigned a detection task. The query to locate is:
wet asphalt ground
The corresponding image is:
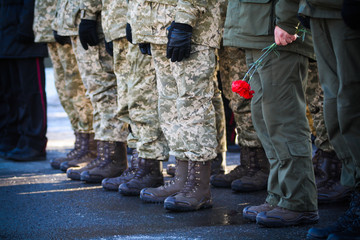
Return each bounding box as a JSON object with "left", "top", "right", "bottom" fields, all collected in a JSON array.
[{"left": 0, "top": 68, "right": 347, "bottom": 240}]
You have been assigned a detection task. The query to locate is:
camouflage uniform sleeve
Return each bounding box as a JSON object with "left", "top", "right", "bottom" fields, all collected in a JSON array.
[
  {"left": 80, "top": 0, "right": 102, "bottom": 20},
  {"left": 175, "top": 0, "right": 207, "bottom": 27},
  {"left": 276, "top": 0, "right": 301, "bottom": 35}
]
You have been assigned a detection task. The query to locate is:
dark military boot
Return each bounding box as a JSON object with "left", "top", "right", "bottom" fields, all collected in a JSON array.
[
  {"left": 316, "top": 151, "right": 352, "bottom": 203},
  {"left": 81, "top": 141, "right": 128, "bottom": 183},
  {"left": 50, "top": 132, "right": 82, "bottom": 169},
  {"left": 118, "top": 158, "right": 163, "bottom": 196},
  {"left": 210, "top": 146, "right": 250, "bottom": 188},
  {"left": 211, "top": 152, "right": 226, "bottom": 175},
  {"left": 307, "top": 190, "right": 360, "bottom": 240},
  {"left": 164, "top": 160, "right": 212, "bottom": 212},
  {"left": 66, "top": 141, "right": 105, "bottom": 180},
  {"left": 313, "top": 149, "right": 339, "bottom": 188},
  {"left": 231, "top": 146, "right": 269, "bottom": 192},
  {"left": 60, "top": 133, "right": 97, "bottom": 171},
  {"left": 102, "top": 149, "right": 139, "bottom": 191},
  {"left": 140, "top": 158, "right": 188, "bottom": 203},
  {"left": 243, "top": 202, "right": 276, "bottom": 222}
]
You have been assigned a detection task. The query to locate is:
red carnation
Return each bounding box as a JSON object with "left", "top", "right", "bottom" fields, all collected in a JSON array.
[{"left": 232, "top": 80, "right": 255, "bottom": 99}]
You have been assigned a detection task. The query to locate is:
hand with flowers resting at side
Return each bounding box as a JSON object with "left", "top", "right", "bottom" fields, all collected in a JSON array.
[{"left": 274, "top": 26, "right": 297, "bottom": 46}]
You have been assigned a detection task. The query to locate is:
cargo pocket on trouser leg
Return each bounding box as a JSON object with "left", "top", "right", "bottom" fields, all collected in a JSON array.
[{"left": 277, "top": 139, "right": 318, "bottom": 211}]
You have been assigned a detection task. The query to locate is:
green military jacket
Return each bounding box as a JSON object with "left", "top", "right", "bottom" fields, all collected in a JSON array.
[
  {"left": 223, "top": 0, "right": 315, "bottom": 60},
  {"left": 129, "top": 0, "right": 225, "bottom": 48},
  {"left": 33, "top": 0, "right": 57, "bottom": 43},
  {"left": 297, "top": 0, "right": 342, "bottom": 19}
]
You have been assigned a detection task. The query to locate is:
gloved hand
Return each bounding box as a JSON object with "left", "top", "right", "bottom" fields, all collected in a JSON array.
[
  {"left": 53, "top": 31, "right": 71, "bottom": 45},
  {"left": 297, "top": 14, "right": 310, "bottom": 29},
  {"left": 105, "top": 40, "right": 113, "bottom": 56},
  {"left": 166, "top": 21, "right": 192, "bottom": 62},
  {"left": 78, "top": 19, "right": 99, "bottom": 50},
  {"left": 342, "top": 0, "right": 360, "bottom": 30},
  {"left": 139, "top": 43, "right": 151, "bottom": 55},
  {"left": 126, "top": 23, "right": 133, "bottom": 44}
]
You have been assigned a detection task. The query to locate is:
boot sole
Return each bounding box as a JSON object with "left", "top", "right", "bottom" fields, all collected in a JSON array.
[
  {"left": 164, "top": 200, "right": 213, "bottom": 212},
  {"left": 256, "top": 216, "right": 319, "bottom": 228},
  {"left": 140, "top": 193, "right": 166, "bottom": 203}
]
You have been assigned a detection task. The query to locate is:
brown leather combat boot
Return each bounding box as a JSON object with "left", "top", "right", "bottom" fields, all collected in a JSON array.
[
  {"left": 102, "top": 149, "right": 139, "bottom": 191},
  {"left": 118, "top": 158, "right": 163, "bottom": 196},
  {"left": 60, "top": 133, "right": 97, "bottom": 171},
  {"left": 210, "top": 146, "right": 250, "bottom": 188},
  {"left": 231, "top": 146, "right": 269, "bottom": 192},
  {"left": 50, "top": 132, "right": 82, "bottom": 169},
  {"left": 81, "top": 141, "right": 128, "bottom": 183},
  {"left": 140, "top": 158, "right": 188, "bottom": 203},
  {"left": 66, "top": 141, "right": 105, "bottom": 180},
  {"left": 164, "top": 160, "right": 212, "bottom": 212}
]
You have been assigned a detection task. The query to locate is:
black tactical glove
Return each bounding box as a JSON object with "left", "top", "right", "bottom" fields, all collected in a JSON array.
[
  {"left": 166, "top": 22, "right": 192, "bottom": 62},
  {"left": 342, "top": 0, "right": 360, "bottom": 30},
  {"left": 297, "top": 14, "right": 310, "bottom": 29},
  {"left": 139, "top": 43, "right": 151, "bottom": 55},
  {"left": 53, "top": 31, "right": 71, "bottom": 45},
  {"left": 126, "top": 23, "right": 133, "bottom": 44},
  {"left": 79, "top": 19, "right": 99, "bottom": 50},
  {"left": 105, "top": 40, "right": 113, "bottom": 56}
]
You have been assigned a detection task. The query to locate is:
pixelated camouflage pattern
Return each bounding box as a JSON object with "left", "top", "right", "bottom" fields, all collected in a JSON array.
[
  {"left": 79, "top": 0, "right": 101, "bottom": 20},
  {"left": 218, "top": 46, "right": 262, "bottom": 148},
  {"left": 305, "top": 61, "right": 334, "bottom": 152},
  {"left": 128, "top": 0, "right": 176, "bottom": 45},
  {"left": 212, "top": 69, "right": 227, "bottom": 153},
  {"left": 33, "top": 0, "right": 57, "bottom": 43},
  {"left": 71, "top": 35, "right": 129, "bottom": 142},
  {"left": 101, "top": 0, "right": 127, "bottom": 42},
  {"left": 175, "top": 0, "right": 225, "bottom": 48},
  {"left": 47, "top": 42, "right": 94, "bottom": 133},
  {"left": 53, "top": 0, "right": 81, "bottom": 36},
  {"left": 124, "top": 42, "right": 170, "bottom": 160},
  {"left": 151, "top": 43, "right": 218, "bottom": 161}
]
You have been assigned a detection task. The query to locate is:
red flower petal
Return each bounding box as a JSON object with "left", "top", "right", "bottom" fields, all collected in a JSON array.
[{"left": 232, "top": 80, "right": 254, "bottom": 99}]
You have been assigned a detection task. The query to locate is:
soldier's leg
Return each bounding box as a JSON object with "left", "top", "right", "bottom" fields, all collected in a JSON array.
[
  {"left": 69, "top": 36, "right": 128, "bottom": 182},
  {"left": 306, "top": 61, "right": 352, "bottom": 202},
  {"left": 212, "top": 46, "right": 268, "bottom": 191},
  {"left": 307, "top": 18, "right": 360, "bottom": 240},
  {"left": 118, "top": 41, "right": 168, "bottom": 196},
  {"left": 247, "top": 49, "right": 318, "bottom": 227},
  {"left": 163, "top": 45, "right": 217, "bottom": 211}
]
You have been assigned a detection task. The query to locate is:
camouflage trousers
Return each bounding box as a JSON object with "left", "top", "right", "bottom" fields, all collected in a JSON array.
[
  {"left": 305, "top": 61, "right": 334, "bottom": 152},
  {"left": 218, "top": 46, "right": 262, "bottom": 148},
  {"left": 151, "top": 44, "right": 218, "bottom": 162},
  {"left": 47, "top": 42, "right": 93, "bottom": 133},
  {"left": 71, "top": 36, "right": 128, "bottom": 142},
  {"left": 115, "top": 39, "right": 169, "bottom": 160}
]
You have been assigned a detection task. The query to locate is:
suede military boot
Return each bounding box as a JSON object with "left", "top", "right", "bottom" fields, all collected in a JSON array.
[
  {"left": 66, "top": 141, "right": 105, "bottom": 180},
  {"left": 118, "top": 158, "right": 163, "bottom": 196},
  {"left": 164, "top": 160, "right": 212, "bottom": 212},
  {"left": 210, "top": 146, "right": 250, "bottom": 188},
  {"left": 243, "top": 203, "right": 276, "bottom": 222},
  {"left": 231, "top": 146, "right": 269, "bottom": 192},
  {"left": 256, "top": 206, "right": 319, "bottom": 227},
  {"left": 211, "top": 152, "right": 226, "bottom": 175},
  {"left": 140, "top": 158, "right": 188, "bottom": 203},
  {"left": 318, "top": 180, "right": 353, "bottom": 203},
  {"left": 313, "top": 149, "right": 340, "bottom": 188},
  {"left": 60, "top": 133, "right": 97, "bottom": 171},
  {"left": 50, "top": 132, "right": 82, "bottom": 169},
  {"left": 81, "top": 141, "right": 128, "bottom": 183},
  {"left": 102, "top": 149, "right": 139, "bottom": 191},
  {"left": 306, "top": 190, "right": 360, "bottom": 240}
]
